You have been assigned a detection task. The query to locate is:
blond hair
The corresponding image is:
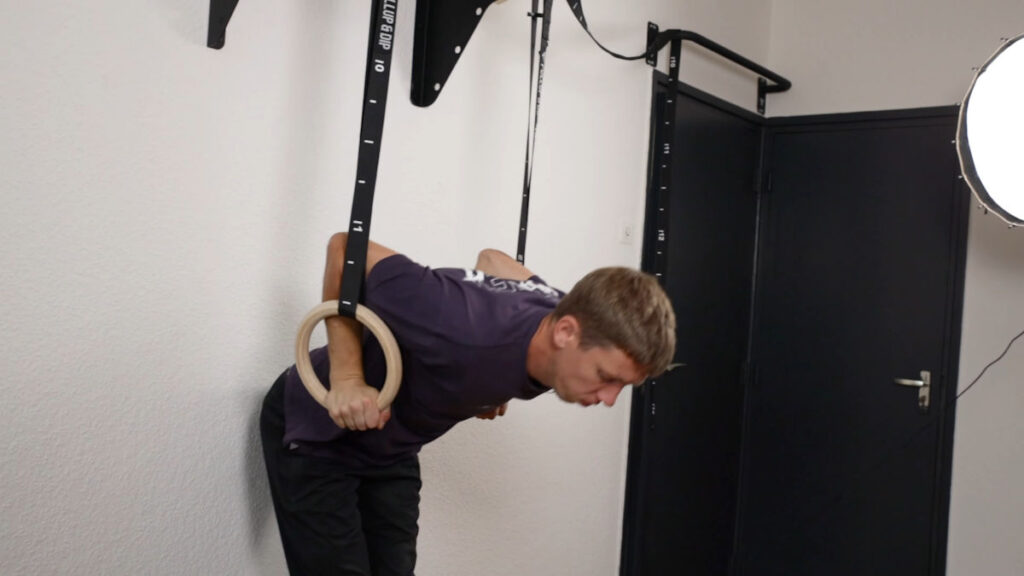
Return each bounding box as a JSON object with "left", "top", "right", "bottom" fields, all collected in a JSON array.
[{"left": 553, "top": 267, "right": 676, "bottom": 376}]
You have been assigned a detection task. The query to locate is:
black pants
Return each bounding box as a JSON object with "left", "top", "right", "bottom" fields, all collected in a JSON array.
[{"left": 261, "top": 376, "right": 421, "bottom": 576}]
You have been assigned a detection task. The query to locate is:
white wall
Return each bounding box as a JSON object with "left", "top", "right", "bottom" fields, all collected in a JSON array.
[
  {"left": 766, "top": 2, "right": 1024, "bottom": 574},
  {"left": 0, "top": 1, "right": 771, "bottom": 574},
  {"left": 767, "top": 0, "right": 1024, "bottom": 117}
]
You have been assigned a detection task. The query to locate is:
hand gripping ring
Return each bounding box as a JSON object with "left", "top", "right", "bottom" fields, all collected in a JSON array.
[{"left": 294, "top": 301, "right": 402, "bottom": 411}]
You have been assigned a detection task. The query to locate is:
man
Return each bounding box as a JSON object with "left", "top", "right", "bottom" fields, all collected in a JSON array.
[{"left": 261, "top": 233, "right": 676, "bottom": 575}]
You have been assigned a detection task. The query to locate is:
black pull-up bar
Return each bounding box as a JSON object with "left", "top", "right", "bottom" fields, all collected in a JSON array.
[
  {"left": 646, "top": 29, "right": 791, "bottom": 115},
  {"left": 647, "top": 29, "right": 791, "bottom": 93}
]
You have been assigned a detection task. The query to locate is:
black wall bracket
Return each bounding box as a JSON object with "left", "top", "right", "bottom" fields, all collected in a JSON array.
[
  {"left": 207, "top": 0, "right": 496, "bottom": 108},
  {"left": 207, "top": 0, "right": 240, "bottom": 49},
  {"left": 411, "top": 0, "right": 497, "bottom": 107},
  {"left": 645, "top": 23, "right": 659, "bottom": 67}
]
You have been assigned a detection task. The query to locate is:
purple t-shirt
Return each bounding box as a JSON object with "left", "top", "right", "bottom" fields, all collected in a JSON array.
[{"left": 282, "top": 254, "right": 564, "bottom": 467}]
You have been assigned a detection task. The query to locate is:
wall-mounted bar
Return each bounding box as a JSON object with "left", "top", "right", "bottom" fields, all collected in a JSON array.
[{"left": 646, "top": 29, "right": 791, "bottom": 115}]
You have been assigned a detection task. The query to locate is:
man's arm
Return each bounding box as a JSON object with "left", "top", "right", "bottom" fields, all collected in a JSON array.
[
  {"left": 321, "top": 233, "right": 398, "bottom": 431},
  {"left": 474, "top": 248, "right": 535, "bottom": 281},
  {"left": 470, "top": 248, "right": 536, "bottom": 422}
]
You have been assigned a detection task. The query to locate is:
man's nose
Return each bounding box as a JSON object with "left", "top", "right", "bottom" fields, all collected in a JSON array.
[{"left": 600, "top": 384, "right": 624, "bottom": 407}]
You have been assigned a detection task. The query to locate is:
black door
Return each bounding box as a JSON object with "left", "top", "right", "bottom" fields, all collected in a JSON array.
[
  {"left": 733, "top": 111, "right": 967, "bottom": 575},
  {"left": 621, "top": 79, "right": 762, "bottom": 576},
  {"left": 621, "top": 81, "right": 968, "bottom": 575}
]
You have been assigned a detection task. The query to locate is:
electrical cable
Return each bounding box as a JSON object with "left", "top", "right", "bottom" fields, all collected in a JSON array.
[{"left": 956, "top": 326, "right": 1024, "bottom": 401}]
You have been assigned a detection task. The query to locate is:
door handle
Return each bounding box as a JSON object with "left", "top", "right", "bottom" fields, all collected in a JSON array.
[{"left": 893, "top": 370, "right": 930, "bottom": 412}]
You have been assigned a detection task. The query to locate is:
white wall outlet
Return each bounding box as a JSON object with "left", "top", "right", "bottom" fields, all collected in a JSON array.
[{"left": 619, "top": 222, "right": 635, "bottom": 245}]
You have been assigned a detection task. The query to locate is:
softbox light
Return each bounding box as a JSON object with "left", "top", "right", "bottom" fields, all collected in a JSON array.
[{"left": 957, "top": 33, "right": 1024, "bottom": 226}]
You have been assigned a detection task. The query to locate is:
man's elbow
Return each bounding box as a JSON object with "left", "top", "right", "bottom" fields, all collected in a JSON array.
[
  {"left": 475, "top": 248, "right": 505, "bottom": 272},
  {"left": 328, "top": 232, "right": 349, "bottom": 257}
]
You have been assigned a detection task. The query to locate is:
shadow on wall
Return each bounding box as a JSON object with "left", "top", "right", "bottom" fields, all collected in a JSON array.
[
  {"left": 239, "top": 1, "right": 353, "bottom": 573},
  {"left": 244, "top": 384, "right": 283, "bottom": 575},
  {"left": 144, "top": 0, "right": 285, "bottom": 571},
  {"left": 154, "top": 0, "right": 209, "bottom": 44}
]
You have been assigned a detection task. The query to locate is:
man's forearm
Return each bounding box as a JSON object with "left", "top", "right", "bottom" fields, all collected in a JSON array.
[
  {"left": 323, "top": 234, "right": 365, "bottom": 386},
  {"left": 324, "top": 317, "right": 365, "bottom": 384}
]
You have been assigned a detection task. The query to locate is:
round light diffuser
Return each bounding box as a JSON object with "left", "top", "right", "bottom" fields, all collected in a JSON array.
[{"left": 957, "top": 33, "right": 1024, "bottom": 225}]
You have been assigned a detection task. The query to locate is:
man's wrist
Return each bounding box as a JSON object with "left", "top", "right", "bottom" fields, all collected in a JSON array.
[{"left": 330, "top": 372, "right": 366, "bottom": 390}]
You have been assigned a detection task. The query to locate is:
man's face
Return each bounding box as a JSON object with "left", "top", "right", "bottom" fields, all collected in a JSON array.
[{"left": 549, "top": 331, "right": 647, "bottom": 407}]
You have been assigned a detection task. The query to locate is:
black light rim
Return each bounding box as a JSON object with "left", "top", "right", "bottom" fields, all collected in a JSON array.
[{"left": 956, "top": 33, "right": 1024, "bottom": 226}]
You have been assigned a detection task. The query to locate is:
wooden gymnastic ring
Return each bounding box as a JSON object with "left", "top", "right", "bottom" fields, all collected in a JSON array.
[{"left": 295, "top": 301, "right": 402, "bottom": 411}]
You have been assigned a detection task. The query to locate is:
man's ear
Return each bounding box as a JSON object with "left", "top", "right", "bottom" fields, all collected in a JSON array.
[{"left": 552, "top": 315, "right": 580, "bottom": 349}]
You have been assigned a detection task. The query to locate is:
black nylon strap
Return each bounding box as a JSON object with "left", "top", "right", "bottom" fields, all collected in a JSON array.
[
  {"left": 516, "top": 0, "right": 553, "bottom": 264},
  {"left": 338, "top": 0, "right": 399, "bottom": 317},
  {"left": 566, "top": 0, "right": 648, "bottom": 61}
]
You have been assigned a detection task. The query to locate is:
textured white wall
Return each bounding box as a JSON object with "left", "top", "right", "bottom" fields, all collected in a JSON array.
[
  {"left": 766, "top": 2, "right": 1024, "bottom": 574},
  {"left": 0, "top": 1, "right": 770, "bottom": 574}
]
